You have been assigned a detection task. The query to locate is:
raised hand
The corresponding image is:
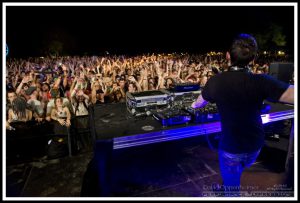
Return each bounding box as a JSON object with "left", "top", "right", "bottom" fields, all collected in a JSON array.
[
  {"left": 128, "top": 76, "right": 136, "bottom": 82},
  {"left": 62, "top": 64, "right": 68, "bottom": 71},
  {"left": 80, "top": 71, "right": 85, "bottom": 79},
  {"left": 22, "top": 76, "right": 29, "bottom": 83},
  {"left": 77, "top": 89, "right": 84, "bottom": 96}
]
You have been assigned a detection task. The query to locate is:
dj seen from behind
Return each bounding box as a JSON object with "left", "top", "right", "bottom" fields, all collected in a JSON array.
[{"left": 191, "top": 33, "right": 294, "bottom": 196}]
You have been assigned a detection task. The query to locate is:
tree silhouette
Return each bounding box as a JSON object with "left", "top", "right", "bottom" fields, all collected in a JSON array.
[
  {"left": 270, "top": 24, "right": 286, "bottom": 47},
  {"left": 47, "top": 40, "right": 64, "bottom": 57},
  {"left": 254, "top": 23, "right": 287, "bottom": 51},
  {"left": 39, "top": 27, "right": 76, "bottom": 57}
]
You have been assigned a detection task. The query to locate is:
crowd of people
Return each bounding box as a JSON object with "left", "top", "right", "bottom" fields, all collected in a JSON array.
[{"left": 5, "top": 52, "right": 289, "bottom": 131}]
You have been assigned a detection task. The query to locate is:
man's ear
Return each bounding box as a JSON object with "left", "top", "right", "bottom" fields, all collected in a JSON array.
[
  {"left": 226, "top": 51, "right": 231, "bottom": 61},
  {"left": 226, "top": 52, "right": 231, "bottom": 67}
]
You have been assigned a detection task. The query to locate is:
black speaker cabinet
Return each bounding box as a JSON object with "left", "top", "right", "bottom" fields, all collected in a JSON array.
[{"left": 269, "top": 63, "right": 294, "bottom": 83}]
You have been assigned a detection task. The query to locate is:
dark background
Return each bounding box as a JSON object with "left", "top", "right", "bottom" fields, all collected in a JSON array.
[{"left": 6, "top": 5, "right": 294, "bottom": 58}]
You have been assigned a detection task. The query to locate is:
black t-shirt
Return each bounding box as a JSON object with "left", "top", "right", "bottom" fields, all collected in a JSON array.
[{"left": 202, "top": 71, "right": 289, "bottom": 153}]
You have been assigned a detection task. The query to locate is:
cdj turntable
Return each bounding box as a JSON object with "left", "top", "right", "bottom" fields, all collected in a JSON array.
[
  {"left": 152, "top": 107, "right": 192, "bottom": 127},
  {"left": 166, "top": 89, "right": 201, "bottom": 108},
  {"left": 172, "top": 82, "right": 200, "bottom": 92},
  {"left": 185, "top": 103, "right": 220, "bottom": 123},
  {"left": 126, "top": 90, "right": 171, "bottom": 115}
]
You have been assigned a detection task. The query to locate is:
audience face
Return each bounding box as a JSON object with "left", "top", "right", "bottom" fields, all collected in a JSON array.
[
  {"left": 112, "top": 83, "right": 118, "bottom": 89},
  {"left": 96, "top": 92, "right": 105, "bottom": 102},
  {"left": 55, "top": 98, "right": 63, "bottom": 108},
  {"left": 115, "top": 91, "right": 122, "bottom": 100},
  {"left": 167, "top": 78, "right": 173, "bottom": 86},
  {"left": 94, "top": 82, "right": 101, "bottom": 90},
  {"left": 119, "top": 80, "right": 125, "bottom": 88},
  {"left": 7, "top": 92, "right": 17, "bottom": 104},
  {"left": 46, "top": 74, "right": 53, "bottom": 81},
  {"left": 106, "top": 81, "right": 113, "bottom": 87},
  {"left": 128, "top": 83, "right": 136, "bottom": 92},
  {"left": 148, "top": 83, "right": 155, "bottom": 90},
  {"left": 23, "top": 84, "right": 29, "bottom": 91},
  {"left": 67, "top": 79, "right": 73, "bottom": 86},
  {"left": 77, "top": 95, "right": 85, "bottom": 102},
  {"left": 36, "top": 82, "right": 41, "bottom": 89},
  {"left": 42, "top": 84, "right": 50, "bottom": 92}
]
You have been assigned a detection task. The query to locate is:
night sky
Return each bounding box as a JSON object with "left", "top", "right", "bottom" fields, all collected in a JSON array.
[{"left": 6, "top": 5, "right": 294, "bottom": 58}]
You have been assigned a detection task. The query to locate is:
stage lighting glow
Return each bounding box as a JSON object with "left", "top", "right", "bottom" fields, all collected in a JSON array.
[
  {"left": 261, "top": 114, "right": 270, "bottom": 124},
  {"left": 113, "top": 110, "right": 294, "bottom": 149}
]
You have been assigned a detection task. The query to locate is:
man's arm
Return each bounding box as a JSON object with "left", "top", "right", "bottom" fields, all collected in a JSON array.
[
  {"left": 191, "top": 94, "right": 208, "bottom": 108},
  {"left": 279, "top": 85, "right": 294, "bottom": 104}
]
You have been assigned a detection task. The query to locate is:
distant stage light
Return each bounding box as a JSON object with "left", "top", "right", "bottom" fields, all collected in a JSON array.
[
  {"left": 277, "top": 51, "right": 285, "bottom": 56},
  {"left": 6, "top": 44, "right": 9, "bottom": 56}
]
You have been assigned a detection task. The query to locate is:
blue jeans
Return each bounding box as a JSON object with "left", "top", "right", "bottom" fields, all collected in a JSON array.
[{"left": 218, "top": 149, "right": 261, "bottom": 197}]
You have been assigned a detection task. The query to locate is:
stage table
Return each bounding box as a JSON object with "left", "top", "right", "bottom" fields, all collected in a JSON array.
[{"left": 88, "top": 102, "right": 294, "bottom": 196}]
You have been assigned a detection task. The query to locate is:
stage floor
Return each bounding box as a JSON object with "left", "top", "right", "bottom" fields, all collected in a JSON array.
[{"left": 6, "top": 130, "right": 294, "bottom": 198}]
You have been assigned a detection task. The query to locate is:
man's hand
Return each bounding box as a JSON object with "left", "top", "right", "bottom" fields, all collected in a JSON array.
[
  {"left": 279, "top": 85, "right": 294, "bottom": 104},
  {"left": 191, "top": 101, "right": 198, "bottom": 109},
  {"left": 191, "top": 94, "right": 208, "bottom": 109}
]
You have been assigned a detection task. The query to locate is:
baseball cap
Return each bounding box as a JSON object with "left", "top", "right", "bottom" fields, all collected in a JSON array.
[{"left": 25, "top": 86, "right": 37, "bottom": 95}]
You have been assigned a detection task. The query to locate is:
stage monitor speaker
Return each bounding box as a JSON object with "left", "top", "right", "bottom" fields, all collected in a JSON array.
[
  {"left": 269, "top": 63, "right": 294, "bottom": 83},
  {"left": 89, "top": 103, "right": 132, "bottom": 140}
]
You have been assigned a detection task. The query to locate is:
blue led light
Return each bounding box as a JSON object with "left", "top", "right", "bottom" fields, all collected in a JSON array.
[
  {"left": 238, "top": 33, "right": 251, "bottom": 38},
  {"left": 113, "top": 110, "right": 294, "bottom": 149}
]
